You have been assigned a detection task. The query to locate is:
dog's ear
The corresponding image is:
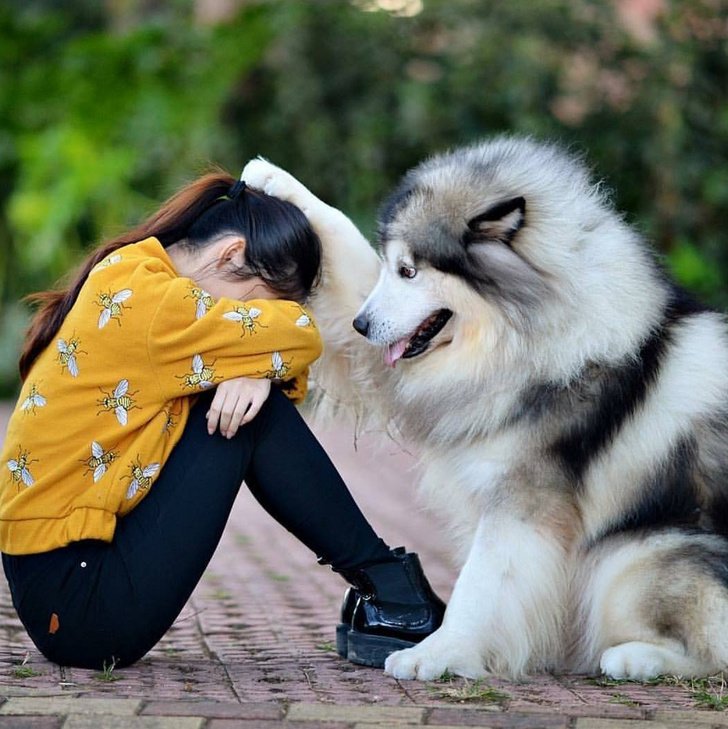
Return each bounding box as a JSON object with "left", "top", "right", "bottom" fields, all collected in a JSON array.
[{"left": 465, "top": 196, "right": 525, "bottom": 246}]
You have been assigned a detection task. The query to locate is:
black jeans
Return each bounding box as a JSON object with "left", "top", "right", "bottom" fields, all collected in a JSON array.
[{"left": 2, "top": 389, "right": 391, "bottom": 669}]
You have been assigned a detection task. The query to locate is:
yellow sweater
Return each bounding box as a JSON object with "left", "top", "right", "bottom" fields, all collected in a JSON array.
[{"left": 0, "top": 237, "right": 322, "bottom": 555}]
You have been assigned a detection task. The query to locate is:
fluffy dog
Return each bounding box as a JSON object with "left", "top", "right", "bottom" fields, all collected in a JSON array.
[{"left": 242, "top": 137, "right": 728, "bottom": 681}]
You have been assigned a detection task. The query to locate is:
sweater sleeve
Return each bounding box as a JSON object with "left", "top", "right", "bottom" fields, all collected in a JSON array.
[{"left": 146, "top": 276, "right": 322, "bottom": 401}]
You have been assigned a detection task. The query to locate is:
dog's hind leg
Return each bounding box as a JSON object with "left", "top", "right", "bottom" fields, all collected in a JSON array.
[
  {"left": 576, "top": 530, "right": 728, "bottom": 680},
  {"left": 599, "top": 640, "right": 706, "bottom": 680}
]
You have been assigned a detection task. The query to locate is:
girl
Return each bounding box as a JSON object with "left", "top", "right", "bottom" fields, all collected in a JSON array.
[{"left": 0, "top": 170, "right": 444, "bottom": 671}]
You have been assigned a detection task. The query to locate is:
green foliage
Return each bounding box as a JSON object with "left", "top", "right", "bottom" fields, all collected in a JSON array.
[{"left": 0, "top": 0, "right": 726, "bottom": 394}]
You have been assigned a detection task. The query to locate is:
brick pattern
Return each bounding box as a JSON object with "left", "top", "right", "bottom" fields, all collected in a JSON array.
[{"left": 1, "top": 403, "right": 726, "bottom": 725}]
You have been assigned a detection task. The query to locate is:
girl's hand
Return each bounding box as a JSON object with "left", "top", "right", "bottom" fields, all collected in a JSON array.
[{"left": 206, "top": 377, "right": 272, "bottom": 438}]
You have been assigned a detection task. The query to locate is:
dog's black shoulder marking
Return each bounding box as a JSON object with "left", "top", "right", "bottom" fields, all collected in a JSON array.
[
  {"left": 550, "top": 324, "right": 669, "bottom": 486},
  {"left": 547, "top": 286, "right": 709, "bottom": 488},
  {"left": 594, "top": 436, "right": 702, "bottom": 543}
]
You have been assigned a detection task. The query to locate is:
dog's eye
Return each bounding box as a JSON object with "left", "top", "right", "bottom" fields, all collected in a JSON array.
[{"left": 399, "top": 264, "right": 417, "bottom": 279}]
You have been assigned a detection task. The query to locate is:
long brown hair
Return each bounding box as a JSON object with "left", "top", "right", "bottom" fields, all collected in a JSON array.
[{"left": 18, "top": 170, "right": 321, "bottom": 381}]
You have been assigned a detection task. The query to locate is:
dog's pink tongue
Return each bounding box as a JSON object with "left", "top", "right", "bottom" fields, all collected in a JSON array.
[{"left": 384, "top": 339, "right": 408, "bottom": 368}]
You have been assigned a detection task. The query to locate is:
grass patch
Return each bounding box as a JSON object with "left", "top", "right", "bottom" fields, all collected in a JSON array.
[
  {"left": 607, "top": 692, "right": 641, "bottom": 707},
  {"left": 587, "top": 672, "right": 728, "bottom": 711},
  {"left": 430, "top": 677, "right": 511, "bottom": 705},
  {"left": 12, "top": 666, "right": 40, "bottom": 679},
  {"left": 685, "top": 674, "right": 728, "bottom": 711},
  {"left": 93, "top": 657, "right": 120, "bottom": 683},
  {"left": 316, "top": 641, "right": 336, "bottom": 653}
]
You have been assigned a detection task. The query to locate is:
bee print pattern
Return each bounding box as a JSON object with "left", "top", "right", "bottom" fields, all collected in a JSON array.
[
  {"left": 125, "top": 459, "right": 161, "bottom": 499},
  {"left": 97, "top": 288, "right": 132, "bottom": 328},
  {"left": 81, "top": 441, "right": 118, "bottom": 483},
  {"left": 186, "top": 287, "right": 215, "bottom": 319},
  {"left": 223, "top": 305, "right": 266, "bottom": 336},
  {"left": 292, "top": 304, "right": 314, "bottom": 328},
  {"left": 6, "top": 448, "right": 37, "bottom": 487},
  {"left": 20, "top": 383, "right": 46, "bottom": 414},
  {"left": 263, "top": 351, "right": 292, "bottom": 381},
  {"left": 57, "top": 337, "right": 85, "bottom": 378},
  {"left": 90, "top": 254, "right": 122, "bottom": 275},
  {"left": 178, "top": 354, "right": 218, "bottom": 390},
  {"left": 161, "top": 401, "right": 182, "bottom": 435},
  {"left": 97, "top": 379, "right": 139, "bottom": 425}
]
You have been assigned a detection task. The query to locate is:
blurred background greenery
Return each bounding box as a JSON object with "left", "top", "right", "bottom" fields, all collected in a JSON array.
[{"left": 0, "top": 0, "right": 726, "bottom": 395}]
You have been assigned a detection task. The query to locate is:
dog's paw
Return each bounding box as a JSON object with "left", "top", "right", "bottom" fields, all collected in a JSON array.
[
  {"left": 600, "top": 642, "right": 674, "bottom": 681},
  {"left": 241, "top": 158, "right": 313, "bottom": 213},
  {"left": 384, "top": 632, "right": 486, "bottom": 681}
]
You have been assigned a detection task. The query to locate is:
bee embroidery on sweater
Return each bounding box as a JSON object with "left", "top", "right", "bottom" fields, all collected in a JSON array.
[
  {"left": 6, "top": 448, "right": 37, "bottom": 487},
  {"left": 161, "top": 401, "right": 182, "bottom": 435},
  {"left": 98, "top": 379, "right": 139, "bottom": 425},
  {"left": 264, "top": 351, "right": 292, "bottom": 381},
  {"left": 20, "top": 383, "right": 46, "bottom": 414},
  {"left": 125, "top": 459, "right": 160, "bottom": 499},
  {"left": 57, "top": 337, "right": 85, "bottom": 378},
  {"left": 97, "top": 289, "right": 133, "bottom": 328},
  {"left": 186, "top": 287, "right": 215, "bottom": 319},
  {"left": 292, "top": 303, "right": 314, "bottom": 328},
  {"left": 82, "top": 441, "right": 117, "bottom": 483},
  {"left": 178, "top": 354, "right": 218, "bottom": 390},
  {"left": 223, "top": 306, "right": 265, "bottom": 336},
  {"left": 90, "top": 254, "right": 122, "bottom": 275}
]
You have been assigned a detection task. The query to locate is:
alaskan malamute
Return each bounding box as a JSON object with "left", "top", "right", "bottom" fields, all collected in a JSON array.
[{"left": 242, "top": 137, "right": 728, "bottom": 681}]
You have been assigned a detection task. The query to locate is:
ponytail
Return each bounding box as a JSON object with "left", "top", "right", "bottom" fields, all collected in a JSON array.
[{"left": 18, "top": 171, "right": 235, "bottom": 381}]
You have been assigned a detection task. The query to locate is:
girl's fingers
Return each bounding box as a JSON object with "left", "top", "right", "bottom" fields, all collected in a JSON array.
[
  {"left": 240, "top": 393, "right": 264, "bottom": 426},
  {"left": 218, "top": 392, "right": 241, "bottom": 435},
  {"left": 225, "top": 398, "right": 251, "bottom": 438},
  {"left": 206, "top": 389, "right": 225, "bottom": 435},
  {"left": 208, "top": 379, "right": 272, "bottom": 436}
]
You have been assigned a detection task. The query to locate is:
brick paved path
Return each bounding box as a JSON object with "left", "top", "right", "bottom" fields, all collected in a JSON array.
[{"left": 1, "top": 402, "right": 726, "bottom": 727}]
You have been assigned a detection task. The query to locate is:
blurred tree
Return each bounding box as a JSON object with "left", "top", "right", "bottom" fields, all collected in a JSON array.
[{"left": 0, "top": 0, "right": 726, "bottom": 394}]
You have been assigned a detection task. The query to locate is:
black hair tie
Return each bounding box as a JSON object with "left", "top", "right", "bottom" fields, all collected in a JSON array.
[{"left": 228, "top": 179, "right": 247, "bottom": 200}]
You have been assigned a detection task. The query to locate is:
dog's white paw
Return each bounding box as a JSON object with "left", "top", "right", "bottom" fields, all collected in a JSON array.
[
  {"left": 384, "top": 632, "right": 486, "bottom": 681},
  {"left": 600, "top": 642, "right": 675, "bottom": 681},
  {"left": 241, "top": 158, "right": 312, "bottom": 212}
]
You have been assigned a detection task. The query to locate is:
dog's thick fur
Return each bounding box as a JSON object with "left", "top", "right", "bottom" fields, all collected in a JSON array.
[{"left": 242, "top": 137, "right": 728, "bottom": 681}]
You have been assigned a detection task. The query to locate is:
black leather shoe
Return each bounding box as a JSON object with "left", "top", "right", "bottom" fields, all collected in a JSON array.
[
  {"left": 336, "top": 587, "right": 358, "bottom": 657},
  {"left": 337, "top": 550, "right": 446, "bottom": 667},
  {"left": 336, "top": 547, "right": 407, "bottom": 657}
]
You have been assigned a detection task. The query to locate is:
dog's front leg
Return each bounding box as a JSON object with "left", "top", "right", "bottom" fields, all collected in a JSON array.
[
  {"left": 241, "top": 158, "right": 386, "bottom": 412},
  {"left": 241, "top": 158, "right": 380, "bottom": 315},
  {"left": 384, "top": 511, "right": 569, "bottom": 680}
]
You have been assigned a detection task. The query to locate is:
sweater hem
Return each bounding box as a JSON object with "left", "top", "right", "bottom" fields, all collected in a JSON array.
[{"left": 0, "top": 508, "right": 117, "bottom": 555}]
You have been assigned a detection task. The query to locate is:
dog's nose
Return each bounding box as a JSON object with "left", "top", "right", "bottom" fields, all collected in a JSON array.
[{"left": 352, "top": 314, "right": 369, "bottom": 337}]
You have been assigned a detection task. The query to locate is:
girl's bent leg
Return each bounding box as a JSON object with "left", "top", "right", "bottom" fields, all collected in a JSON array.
[
  {"left": 3, "top": 388, "right": 392, "bottom": 668},
  {"left": 244, "top": 389, "right": 392, "bottom": 571},
  {"left": 3, "top": 391, "right": 254, "bottom": 669}
]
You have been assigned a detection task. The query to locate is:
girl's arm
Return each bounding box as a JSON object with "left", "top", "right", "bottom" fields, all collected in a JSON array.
[{"left": 146, "top": 275, "right": 322, "bottom": 401}]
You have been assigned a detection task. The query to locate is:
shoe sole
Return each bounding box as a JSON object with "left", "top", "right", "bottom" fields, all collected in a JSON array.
[{"left": 336, "top": 625, "right": 416, "bottom": 667}]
